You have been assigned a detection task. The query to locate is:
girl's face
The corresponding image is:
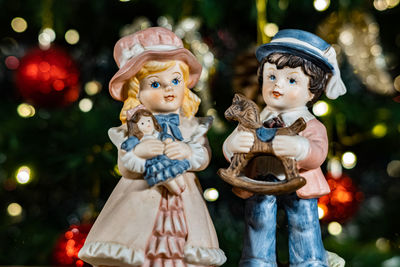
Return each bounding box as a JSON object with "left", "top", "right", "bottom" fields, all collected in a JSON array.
[
  {"left": 138, "top": 63, "right": 185, "bottom": 114},
  {"left": 137, "top": 116, "right": 155, "bottom": 135},
  {"left": 262, "top": 62, "right": 313, "bottom": 112}
]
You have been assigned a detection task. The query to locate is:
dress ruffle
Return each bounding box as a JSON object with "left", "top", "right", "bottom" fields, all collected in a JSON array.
[
  {"left": 78, "top": 241, "right": 145, "bottom": 267},
  {"left": 144, "top": 188, "right": 189, "bottom": 267},
  {"left": 144, "top": 155, "right": 190, "bottom": 186}
]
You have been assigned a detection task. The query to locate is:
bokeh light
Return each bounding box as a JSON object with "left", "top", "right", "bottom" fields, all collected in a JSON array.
[
  {"left": 387, "top": 160, "right": 400, "bottom": 177},
  {"left": 11, "top": 17, "right": 28, "bottom": 33},
  {"left": 376, "top": 237, "right": 390, "bottom": 252},
  {"left": 264, "top": 23, "right": 279, "bottom": 37},
  {"left": 394, "top": 75, "right": 400, "bottom": 92},
  {"left": 79, "top": 98, "right": 93, "bottom": 112},
  {"left": 16, "top": 166, "right": 32, "bottom": 184},
  {"left": 314, "top": 0, "right": 330, "bottom": 11},
  {"left": 328, "top": 221, "right": 342, "bottom": 235},
  {"left": 203, "top": 188, "right": 219, "bottom": 202},
  {"left": 7, "top": 203, "right": 23, "bottom": 217},
  {"left": 371, "top": 123, "right": 387, "bottom": 138},
  {"left": 374, "top": 0, "right": 389, "bottom": 11},
  {"left": 5, "top": 56, "right": 20, "bottom": 70},
  {"left": 38, "top": 28, "right": 56, "bottom": 48},
  {"left": 85, "top": 81, "right": 101, "bottom": 95},
  {"left": 312, "top": 100, "right": 330, "bottom": 116},
  {"left": 342, "top": 152, "right": 357, "bottom": 169},
  {"left": 17, "top": 103, "right": 36, "bottom": 118},
  {"left": 318, "top": 204, "right": 326, "bottom": 219},
  {"left": 65, "top": 29, "right": 80, "bottom": 45},
  {"left": 327, "top": 157, "right": 342, "bottom": 178}
]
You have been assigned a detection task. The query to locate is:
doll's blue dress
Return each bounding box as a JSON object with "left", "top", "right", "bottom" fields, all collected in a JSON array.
[{"left": 121, "top": 114, "right": 190, "bottom": 186}]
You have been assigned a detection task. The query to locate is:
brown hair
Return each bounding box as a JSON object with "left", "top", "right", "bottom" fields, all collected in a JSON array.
[
  {"left": 257, "top": 53, "right": 332, "bottom": 106},
  {"left": 127, "top": 109, "right": 162, "bottom": 140}
]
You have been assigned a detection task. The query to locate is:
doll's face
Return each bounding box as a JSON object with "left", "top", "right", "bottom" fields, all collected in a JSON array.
[
  {"left": 262, "top": 62, "right": 313, "bottom": 111},
  {"left": 137, "top": 116, "right": 155, "bottom": 135},
  {"left": 138, "top": 63, "right": 185, "bottom": 114}
]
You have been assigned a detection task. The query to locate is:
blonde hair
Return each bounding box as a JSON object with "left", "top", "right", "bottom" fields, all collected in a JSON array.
[{"left": 119, "top": 61, "right": 201, "bottom": 123}]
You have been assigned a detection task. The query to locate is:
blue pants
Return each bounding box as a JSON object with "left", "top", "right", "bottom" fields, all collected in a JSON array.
[{"left": 239, "top": 194, "right": 328, "bottom": 267}]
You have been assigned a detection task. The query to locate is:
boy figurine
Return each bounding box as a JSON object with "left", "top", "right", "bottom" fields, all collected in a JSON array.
[{"left": 223, "top": 29, "right": 346, "bottom": 267}]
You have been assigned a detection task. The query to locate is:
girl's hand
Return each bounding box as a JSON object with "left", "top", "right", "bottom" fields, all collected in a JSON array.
[
  {"left": 163, "top": 175, "right": 186, "bottom": 195},
  {"left": 272, "top": 135, "right": 309, "bottom": 160},
  {"left": 164, "top": 141, "right": 192, "bottom": 160},
  {"left": 226, "top": 131, "right": 254, "bottom": 153},
  {"left": 133, "top": 139, "right": 164, "bottom": 159}
]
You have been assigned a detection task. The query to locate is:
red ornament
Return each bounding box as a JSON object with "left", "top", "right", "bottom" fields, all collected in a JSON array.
[
  {"left": 15, "top": 47, "right": 80, "bottom": 107},
  {"left": 52, "top": 224, "right": 92, "bottom": 266},
  {"left": 318, "top": 172, "right": 363, "bottom": 223}
]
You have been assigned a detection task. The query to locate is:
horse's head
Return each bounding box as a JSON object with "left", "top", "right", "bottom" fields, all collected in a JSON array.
[{"left": 225, "top": 94, "right": 262, "bottom": 129}]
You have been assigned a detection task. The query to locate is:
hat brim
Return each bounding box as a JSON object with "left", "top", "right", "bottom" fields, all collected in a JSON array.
[
  {"left": 256, "top": 42, "right": 334, "bottom": 73},
  {"left": 109, "top": 48, "right": 202, "bottom": 101}
]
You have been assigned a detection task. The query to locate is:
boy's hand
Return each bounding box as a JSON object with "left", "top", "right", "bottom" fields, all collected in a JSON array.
[
  {"left": 272, "top": 135, "right": 309, "bottom": 160},
  {"left": 226, "top": 131, "right": 255, "bottom": 153}
]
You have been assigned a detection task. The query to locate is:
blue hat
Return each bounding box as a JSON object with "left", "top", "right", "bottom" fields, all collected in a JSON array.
[{"left": 256, "top": 29, "right": 334, "bottom": 73}]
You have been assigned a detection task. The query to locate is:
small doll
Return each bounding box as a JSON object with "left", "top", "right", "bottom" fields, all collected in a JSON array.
[
  {"left": 121, "top": 106, "right": 190, "bottom": 187},
  {"left": 223, "top": 29, "right": 346, "bottom": 266},
  {"left": 79, "top": 27, "right": 226, "bottom": 267}
]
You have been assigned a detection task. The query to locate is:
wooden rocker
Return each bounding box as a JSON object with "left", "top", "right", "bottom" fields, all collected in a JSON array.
[{"left": 218, "top": 94, "right": 307, "bottom": 195}]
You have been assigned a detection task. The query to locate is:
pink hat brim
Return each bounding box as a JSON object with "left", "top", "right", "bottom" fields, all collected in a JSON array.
[{"left": 109, "top": 48, "right": 202, "bottom": 101}]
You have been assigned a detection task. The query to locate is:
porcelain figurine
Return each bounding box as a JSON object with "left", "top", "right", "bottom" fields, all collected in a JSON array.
[
  {"left": 222, "top": 29, "right": 346, "bottom": 266},
  {"left": 79, "top": 27, "right": 226, "bottom": 267}
]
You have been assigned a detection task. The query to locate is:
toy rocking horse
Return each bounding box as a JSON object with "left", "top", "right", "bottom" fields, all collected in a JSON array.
[{"left": 218, "top": 94, "right": 307, "bottom": 195}]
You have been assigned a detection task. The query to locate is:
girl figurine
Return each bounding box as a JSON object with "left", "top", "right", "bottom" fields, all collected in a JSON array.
[
  {"left": 79, "top": 27, "right": 226, "bottom": 267},
  {"left": 121, "top": 106, "right": 190, "bottom": 188},
  {"left": 222, "top": 29, "right": 346, "bottom": 266}
]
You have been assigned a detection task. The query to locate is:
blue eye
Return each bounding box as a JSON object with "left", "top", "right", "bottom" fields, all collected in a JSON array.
[
  {"left": 150, "top": 82, "right": 160, "bottom": 88},
  {"left": 289, "top": 78, "right": 296, "bottom": 84},
  {"left": 269, "top": 75, "right": 276, "bottom": 81},
  {"left": 172, "top": 78, "right": 180, "bottom": 85}
]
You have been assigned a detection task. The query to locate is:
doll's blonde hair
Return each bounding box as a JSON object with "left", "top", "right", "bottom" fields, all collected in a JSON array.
[{"left": 119, "top": 60, "right": 201, "bottom": 123}]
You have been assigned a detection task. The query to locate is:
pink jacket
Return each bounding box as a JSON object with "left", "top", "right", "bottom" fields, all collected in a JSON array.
[{"left": 296, "top": 118, "right": 330, "bottom": 199}]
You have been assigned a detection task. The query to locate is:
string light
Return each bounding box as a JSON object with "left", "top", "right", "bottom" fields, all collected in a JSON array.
[
  {"left": 16, "top": 166, "right": 32, "bottom": 184},
  {"left": 342, "top": 152, "right": 357, "bottom": 169},
  {"left": 313, "top": 0, "right": 330, "bottom": 11},
  {"left": 65, "top": 29, "right": 80, "bottom": 45},
  {"left": 203, "top": 188, "right": 219, "bottom": 202},
  {"left": 328, "top": 221, "right": 342, "bottom": 236},
  {"left": 371, "top": 123, "right": 387, "bottom": 138},
  {"left": 79, "top": 98, "right": 93, "bottom": 112},
  {"left": 17, "top": 103, "right": 36, "bottom": 118},
  {"left": 7, "top": 203, "right": 23, "bottom": 217},
  {"left": 312, "top": 100, "right": 330, "bottom": 117},
  {"left": 11, "top": 17, "right": 28, "bottom": 33}
]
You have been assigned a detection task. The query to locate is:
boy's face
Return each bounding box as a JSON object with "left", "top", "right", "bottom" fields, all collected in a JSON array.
[{"left": 262, "top": 62, "right": 313, "bottom": 112}]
